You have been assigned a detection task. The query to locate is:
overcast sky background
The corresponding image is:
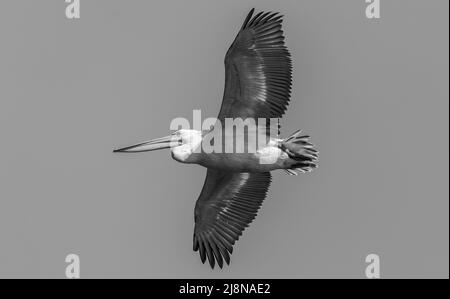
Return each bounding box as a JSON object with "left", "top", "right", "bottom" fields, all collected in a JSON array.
[{"left": 0, "top": 0, "right": 448, "bottom": 278}]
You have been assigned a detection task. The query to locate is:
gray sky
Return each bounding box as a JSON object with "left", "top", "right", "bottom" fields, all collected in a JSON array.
[{"left": 0, "top": 0, "right": 448, "bottom": 278}]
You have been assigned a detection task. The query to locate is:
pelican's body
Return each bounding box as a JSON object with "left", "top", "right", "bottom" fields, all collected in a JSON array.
[
  {"left": 173, "top": 130, "right": 303, "bottom": 173},
  {"left": 114, "top": 9, "right": 318, "bottom": 269}
]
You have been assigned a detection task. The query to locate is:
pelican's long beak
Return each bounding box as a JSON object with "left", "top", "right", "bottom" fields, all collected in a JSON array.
[{"left": 113, "top": 135, "right": 180, "bottom": 153}]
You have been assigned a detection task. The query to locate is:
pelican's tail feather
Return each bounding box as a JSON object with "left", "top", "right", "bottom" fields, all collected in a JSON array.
[{"left": 281, "top": 130, "right": 318, "bottom": 175}]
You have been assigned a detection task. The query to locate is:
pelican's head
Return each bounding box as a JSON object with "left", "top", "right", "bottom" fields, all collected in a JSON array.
[{"left": 113, "top": 129, "right": 202, "bottom": 163}]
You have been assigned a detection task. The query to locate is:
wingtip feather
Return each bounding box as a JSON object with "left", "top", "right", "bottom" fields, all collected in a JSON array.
[{"left": 241, "top": 8, "right": 255, "bottom": 30}]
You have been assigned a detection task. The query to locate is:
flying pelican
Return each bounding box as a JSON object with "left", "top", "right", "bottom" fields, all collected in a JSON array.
[{"left": 114, "top": 8, "right": 318, "bottom": 268}]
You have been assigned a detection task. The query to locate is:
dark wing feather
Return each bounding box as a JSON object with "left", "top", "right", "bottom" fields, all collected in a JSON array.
[
  {"left": 193, "top": 169, "right": 272, "bottom": 268},
  {"left": 218, "top": 9, "right": 292, "bottom": 120}
]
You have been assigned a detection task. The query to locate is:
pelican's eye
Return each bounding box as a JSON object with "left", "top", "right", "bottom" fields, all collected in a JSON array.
[{"left": 172, "top": 134, "right": 183, "bottom": 145}]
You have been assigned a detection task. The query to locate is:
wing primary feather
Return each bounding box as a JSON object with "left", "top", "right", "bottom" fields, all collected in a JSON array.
[
  {"left": 241, "top": 8, "right": 255, "bottom": 30},
  {"left": 204, "top": 238, "right": 216, "bottom": 269},
  {"left": 211, "top": 228, "right": 233, "bottom": 254},
  {"left": 253, "top": 11, "right": 271, "bottom": 25},
  {"left": 213, "top": 226, "right": 236, "bottom": 249},
  {"left": 193, "top": 235, "right": 199, "bottom": 251},
  {"left": 261, "top": 12, "right": 279, "bottom": 24},
  {"left": 210, "top": 241, "right": 224, "bottom": 269},
  {"left": 255, "top": 19, "right": 283, "bottom": 32},
  {"left": 270, "top": 15, "right": 284, "bottom": 23},
  {"left": 248, "top": 11, "right": 264, "bottom": 28},
  {"left": 198, "top": 238, "right": 206, "bottom": 264}
]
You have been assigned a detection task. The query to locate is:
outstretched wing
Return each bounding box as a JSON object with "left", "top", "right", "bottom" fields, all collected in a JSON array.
[
  {"left": 193, "top": 169, "right": 272, "bottom": 268},
  {"left": 218, "top": 8, "right": 292, "bottom": 120}
]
